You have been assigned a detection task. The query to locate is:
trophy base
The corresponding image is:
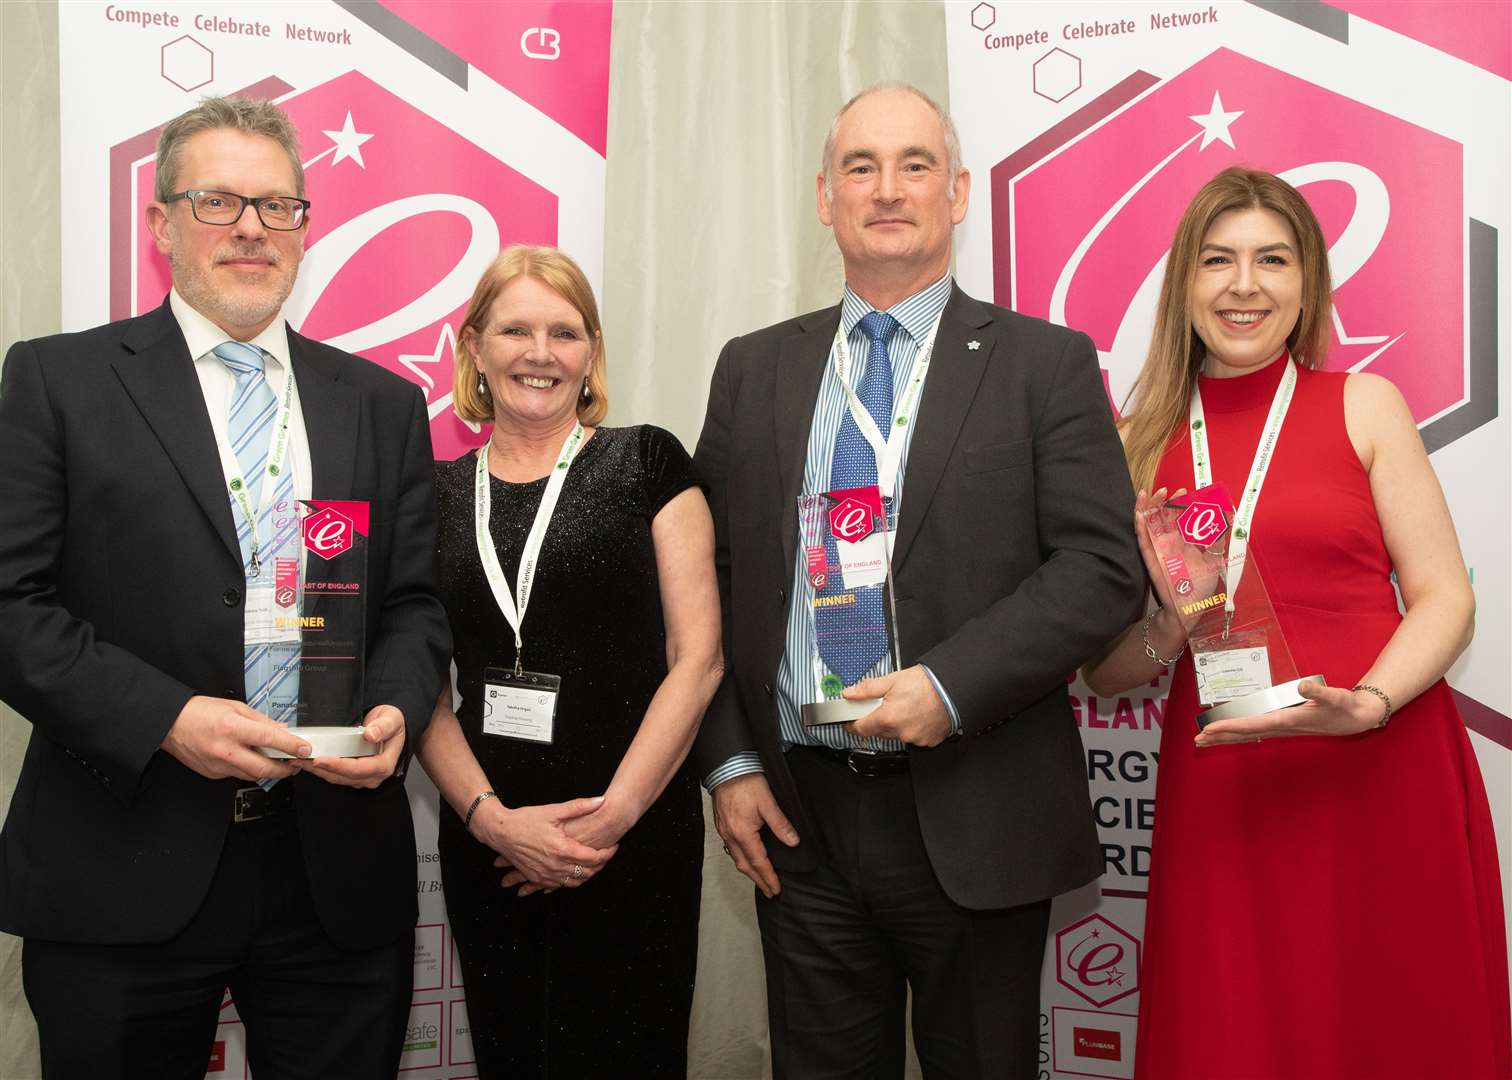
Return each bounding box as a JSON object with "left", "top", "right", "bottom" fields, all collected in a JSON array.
[
  {"left": 260, "top": 726, "right": 380, "bottom": 758},
  {"left": 1196, "top": 675, "right": 1327, "bottom": 730},
  {"left": 801, "top": 698, "right": 882, "bottom": 728}
]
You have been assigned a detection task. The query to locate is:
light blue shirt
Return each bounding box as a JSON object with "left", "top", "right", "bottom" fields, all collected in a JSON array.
[{"left": 705, "top": 274, "right": 961, "bottom": 790}]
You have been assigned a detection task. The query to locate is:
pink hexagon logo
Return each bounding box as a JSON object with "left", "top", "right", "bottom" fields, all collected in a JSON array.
[
  {"left": 970, "top": 3, "right": 996, "bottom": 32},
  {"left": 302, "top": 506, "right": 354, "bottom": 561},
  {"left": 1055, "top": 912, "right": 1141, "bottom": 1008},
  {"left": 829, "top": 497, "right": 874, "bottom": 543},
  {"left": 1177, "top": 501, "right": 1229, "bottom": 547},
  {"left": 991, "top": 47, "right": 1490, "bottom": 451}
]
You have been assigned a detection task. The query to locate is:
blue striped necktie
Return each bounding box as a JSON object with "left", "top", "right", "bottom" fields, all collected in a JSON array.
[
  {"left": 213, "top": 341, "right": 300, "bottom": 727},
  {"left": 813, "top": 311, "right": 898, "bottom": 686}
]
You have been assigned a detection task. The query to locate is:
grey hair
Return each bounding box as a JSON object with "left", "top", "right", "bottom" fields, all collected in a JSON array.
[
  {"left": 154, "top": 96, "right": 305, "bottom": 202},
  {"left": 820, "top": 82, "right": 963, "bottom": 201}
]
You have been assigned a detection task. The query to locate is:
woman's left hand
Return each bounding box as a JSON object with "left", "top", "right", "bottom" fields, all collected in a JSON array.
[
  {"left": 562, "top": 797, "right": 634, "bottom": 851},
  {"left": 1194, "top": 680, "right": 1389, "bottom": 747},
  {"left": 507, "top": 799, "right": 633, "bottom": 896}
]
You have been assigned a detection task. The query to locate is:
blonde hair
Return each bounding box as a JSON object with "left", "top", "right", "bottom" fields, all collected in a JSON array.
[
  {"left": 1119, "top": 167, "right": 1333, "bottom": 492},
  {"left": 453, "top": 245, "right": 608, "bottom": 426}
]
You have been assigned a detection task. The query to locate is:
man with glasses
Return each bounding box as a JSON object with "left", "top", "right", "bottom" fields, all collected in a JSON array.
[{"left": 0, "top": 96, "right": 449, "bottom": 1078}]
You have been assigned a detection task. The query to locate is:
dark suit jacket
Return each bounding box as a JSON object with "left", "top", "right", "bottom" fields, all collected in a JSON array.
[
  {"left": 0, "top": 299, "right": 450, "bottom": 949},
  {"left": 692, "top": 285, "right": 1142, "bottom": 910}
]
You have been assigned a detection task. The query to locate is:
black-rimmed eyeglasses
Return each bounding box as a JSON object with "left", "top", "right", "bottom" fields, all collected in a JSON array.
[{"left": 165, "top": 190, "right": 311, "bottom": 230}]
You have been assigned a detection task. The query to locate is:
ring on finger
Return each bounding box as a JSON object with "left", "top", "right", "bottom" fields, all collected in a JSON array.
[{"left": 572, "top": 863, "right": 583, "bottom": 879}]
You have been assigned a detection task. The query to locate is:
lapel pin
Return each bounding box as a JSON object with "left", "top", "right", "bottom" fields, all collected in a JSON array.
[{"left": 967, "top": 340, "right": 981, "bottom": 350}]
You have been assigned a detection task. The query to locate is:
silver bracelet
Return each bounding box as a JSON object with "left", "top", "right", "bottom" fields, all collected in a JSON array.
[
  {"left": 1142, "top": 611, "right": 1185, "bottom": 667},
  {"left": 463, "top": 790, "right": 497, "bottom": 828},
  {"left": 1351, "top": 684, "right": 1393, "bottom": 728}
]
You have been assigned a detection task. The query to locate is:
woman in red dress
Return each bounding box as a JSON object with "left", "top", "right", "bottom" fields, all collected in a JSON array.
[{"left": 1084, "top": 168, "right": 1509, "bottom": 1079}]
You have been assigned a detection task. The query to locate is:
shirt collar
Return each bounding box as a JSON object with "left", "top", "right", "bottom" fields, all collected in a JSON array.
[
  {"left": 840, "top": 273, "right": 953, "bottom": 345},
  {"left": 169, "top": 287, "right": 292, "bottom": 370}
]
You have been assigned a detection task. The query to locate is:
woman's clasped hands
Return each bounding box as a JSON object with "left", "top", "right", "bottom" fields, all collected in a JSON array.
[{"left": 467, "top": 794, "right": 620, "bottom": 897}]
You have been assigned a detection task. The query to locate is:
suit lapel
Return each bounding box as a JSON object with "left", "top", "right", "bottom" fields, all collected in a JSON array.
[
  {"left": 892, "top": 286, "right": 995, "bottom": 570},
  {"left": 288, "top": 331, "right": 361, "bottom": 499},
  {"left": 774, "top": 307, "right": 841, "bottom": 577},
  {"left": 113, "top": 302, "right": 242, "bottom": 565}
]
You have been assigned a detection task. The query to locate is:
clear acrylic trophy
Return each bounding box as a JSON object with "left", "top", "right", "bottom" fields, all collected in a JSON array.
[
  {"left": 261, "top": 499, "right": 375, "bottom": 758},
  {"left": 1142, "top": 484, "right": 1324, "bottom": 729},
  {"left": 797, "top": 484, "right": 901, "bottom": 727}
]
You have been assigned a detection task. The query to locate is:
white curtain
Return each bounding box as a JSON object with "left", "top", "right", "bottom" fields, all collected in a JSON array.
[{"left": 0, "top": 2, "right": 947, "bottom": 1076}]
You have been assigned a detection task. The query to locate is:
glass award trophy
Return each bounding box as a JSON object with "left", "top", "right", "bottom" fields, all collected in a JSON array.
[
  {"left": 797, "top": 484, "right": 900, "bottom": 727},
  {"left": 1142, "top": 484, "right": 1324, "bottom": 729},
  {"left": 263, "top": 499, "right": 376, "bottom": 758}
]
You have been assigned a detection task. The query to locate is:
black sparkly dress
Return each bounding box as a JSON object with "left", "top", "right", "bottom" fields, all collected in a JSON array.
[{"left": 433, "top": 426, "right": 704, "bottom": 1079}]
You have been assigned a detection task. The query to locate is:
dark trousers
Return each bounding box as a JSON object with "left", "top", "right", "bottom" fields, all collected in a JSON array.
[
  {"left": 756, "top": 748, "right": 1051, "bottom": 1080},
  {"left": 23, "top": 810, "right": 413, "bottom": 1080}
]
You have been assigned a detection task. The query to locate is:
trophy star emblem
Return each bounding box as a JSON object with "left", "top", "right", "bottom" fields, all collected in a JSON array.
[{"left": 967, "top": 340, "right": 981, "bottom": 350}]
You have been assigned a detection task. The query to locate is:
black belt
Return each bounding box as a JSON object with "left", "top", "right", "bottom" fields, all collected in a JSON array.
[
  {"left": 794, "top": 744, "right": 910, "bottom": 778},
  {"left": 233, "top": 781, "right": 294, "bottom": 823}
]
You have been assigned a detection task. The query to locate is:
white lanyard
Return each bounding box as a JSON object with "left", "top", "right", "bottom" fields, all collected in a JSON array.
[
  {"left": 831, "top": 311, "right": 944, "bottom": 501},
  {"left": 212, "top": 363, "right": 296, "bottom": 580},
  {"left": 1188, "top": 356, "right": 1297, "bottom": 623},
  {"left": 473, "top": 422, "right": 586, "bottom": 674}
]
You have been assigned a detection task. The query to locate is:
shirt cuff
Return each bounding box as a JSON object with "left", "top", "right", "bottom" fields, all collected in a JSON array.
[
  {"left": 920, "top": 664, "right": 963, "bottom": 735},
  {"left": 703, "top": 751, "right": 765, "bottom": 792}
]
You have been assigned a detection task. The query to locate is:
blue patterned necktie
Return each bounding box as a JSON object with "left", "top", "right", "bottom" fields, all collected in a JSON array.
[
  {"left": 213, "top": 341, "right": 300, "bottom": 727},
  {"left": 814, "top": 311, "right": 898, "bottom": 686}
]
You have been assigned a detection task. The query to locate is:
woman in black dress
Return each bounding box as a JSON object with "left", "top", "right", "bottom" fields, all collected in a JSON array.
[{"left": 417, "top": 245, "right": 722, "bottom": 1078}]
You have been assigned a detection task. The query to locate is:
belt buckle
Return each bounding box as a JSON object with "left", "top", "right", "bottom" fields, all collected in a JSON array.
[
  {"left": 846, "top": 749, "right": 879, "bottom": 776},
  {"left": 233, "top": 787, "right": 265, "bottom": 823}
]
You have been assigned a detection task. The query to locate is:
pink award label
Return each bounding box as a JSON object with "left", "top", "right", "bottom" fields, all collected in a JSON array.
[{"left": 274, "top": 557, "right": 299, "bottom": 609}]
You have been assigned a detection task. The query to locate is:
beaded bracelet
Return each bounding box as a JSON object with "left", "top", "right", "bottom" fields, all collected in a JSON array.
[
  {"left": 463, "top": 790, "right": 497, "bottom": 828},
  {"left": 1142, "top": 611, "right": 1185, "bottom": 667},
  {"left": 1351, "top": 684, "right": 1393, "bottom": 728}
]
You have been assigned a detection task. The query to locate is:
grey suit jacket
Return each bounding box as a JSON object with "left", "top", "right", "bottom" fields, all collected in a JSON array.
[{"left": 693, "top": 285, "right": 1142, "bottom": 910}]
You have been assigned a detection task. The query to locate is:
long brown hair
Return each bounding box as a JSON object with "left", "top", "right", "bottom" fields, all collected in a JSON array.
[
  {"left": 453, "top": 245, "right": 609, "bottom": 427},
  {"left": 1120, "top": 167, "right": 1333, "bottom": 491}
]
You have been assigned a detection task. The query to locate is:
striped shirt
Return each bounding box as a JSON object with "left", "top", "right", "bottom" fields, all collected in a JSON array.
[{"left": 704, "top": 274, "right": 961, "bottom": 790}]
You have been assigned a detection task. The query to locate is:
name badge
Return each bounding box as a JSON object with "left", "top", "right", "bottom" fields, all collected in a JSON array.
[
  {"left": 1195, "top": 644, "right": 1271, "bottom": 706},
  {"left": 244, "top": 559, "right": 302, "bottom": 647},
  {"left": 482, "top": 667, "right": 561, "bottom": 744}
]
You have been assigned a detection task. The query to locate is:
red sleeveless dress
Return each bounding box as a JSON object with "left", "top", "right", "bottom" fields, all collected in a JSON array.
[{"left": 1134, "top": 357, "right": 1510, "bottom": 1080}]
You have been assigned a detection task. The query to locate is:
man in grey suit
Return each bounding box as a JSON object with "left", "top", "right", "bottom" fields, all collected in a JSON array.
[{"left": 693, "top": 83, "right": 1143, "bottom": 1078}]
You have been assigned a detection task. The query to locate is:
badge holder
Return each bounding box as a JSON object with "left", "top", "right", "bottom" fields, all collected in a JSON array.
[
  {"left": 1143, "top": 483, "right": 1324, "bottom": 729},
  {"left": 797, "top": 484, "right": 900, "bottom": 728},
  {"left": 482, "top": 666, "right": 561, "bottom": 745}
]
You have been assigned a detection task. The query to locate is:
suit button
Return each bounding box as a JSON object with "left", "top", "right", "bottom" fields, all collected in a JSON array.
[
  {"left": 222, "top": 587, "right": 241, "bottom": 607},
  {"left": 763, "top": 683, "right": 773, "bottom": 696}
]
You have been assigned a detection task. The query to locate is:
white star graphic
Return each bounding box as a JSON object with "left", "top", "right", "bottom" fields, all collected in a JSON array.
[
  {"left": 321, "top": 111, "right": 374, "bottom": 168},
  {"left": 967, "top": 340, "right": 981, "bottom": 351},
  {"left": 1189, "top": 92, "right": 1243, "bottom": 151},
  {"left": 398, "top": 322, "right": 456, "bottom": 393}
]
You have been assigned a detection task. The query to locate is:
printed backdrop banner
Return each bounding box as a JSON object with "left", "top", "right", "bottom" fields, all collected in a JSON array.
[
  {"left": 948, "top": 2, "right": 1510, "bottom": 1076},
  {"left": 58, "top": 2, "right": 611, "bottom": 1075}
]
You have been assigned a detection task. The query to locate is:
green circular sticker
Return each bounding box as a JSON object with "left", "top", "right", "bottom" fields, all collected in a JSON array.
[
  {"left": 267, "top": 464, "right": 280, "bottom": 476},
  {"left": 1235, "top": 526, "right": 1247, "bottom": 539},
  {"left": 229, "top": 478, "right": 243, "bottom": 491},
  {"left": 821, "top": 674, "right": 844, "bottom": 700},
  {"left": 1192, "top": 419, "right": 1204, "bottom": 430},
  {"left": 894, "top": 416, "right": 907, "bottom": 427}
]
